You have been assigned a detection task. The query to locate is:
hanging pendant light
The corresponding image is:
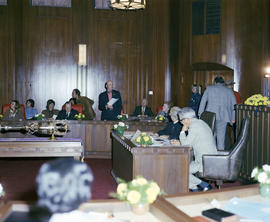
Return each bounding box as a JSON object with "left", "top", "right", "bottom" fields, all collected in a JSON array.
[{"left": 110, "top": 0, "right": 146, "bottom": 10}]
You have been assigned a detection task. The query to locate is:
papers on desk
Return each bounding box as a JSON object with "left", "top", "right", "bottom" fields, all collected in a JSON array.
[
  {"left": 107, "top": 98, "right": 118, "bottom": 106},
  {"left": 224, "top": 197, "right": 270, "bottom": 222}
]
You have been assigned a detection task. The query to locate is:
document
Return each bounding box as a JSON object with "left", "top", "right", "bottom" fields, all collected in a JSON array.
[{"left": 107, "top": 98, "right": 118, "bottom": 106}]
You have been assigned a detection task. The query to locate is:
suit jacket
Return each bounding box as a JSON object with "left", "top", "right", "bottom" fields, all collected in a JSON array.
[
  {"left": 158, "top": 121, "right": 182, "bottom": 140},
  {"left": 179, "top": 119, "right": 217, "bottom": 172},
  {"left": 132, "top": 106, "right": 154, "bottom": 117},
  {"left": 98, "top": 89, "right": 122, "bottom": 120},
  {"left": 56, "top": 109, "right": 78, "bottom": 120},
  {"left": 198, "top": 83, "right": 236, "bottom": 123},
  {"left": 189, "top": 93, "right": 201, "bottom": 115},
  {"left": 77, "top": 96, "right": 96, "bottom": 120}
]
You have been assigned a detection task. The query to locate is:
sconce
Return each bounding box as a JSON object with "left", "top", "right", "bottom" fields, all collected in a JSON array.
[{"left": 78, "top": 44, "right": 87, "bottom": 66}]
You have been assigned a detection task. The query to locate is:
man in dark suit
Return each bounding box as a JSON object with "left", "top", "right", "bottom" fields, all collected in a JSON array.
[
  {"left": 56, "top": 101, "right": 78, "bottom": 120},
  {"left": 98, "top": 80, "right": 122, "bottom": 120},
  {"left": 132, "top": 98, "right": 154, "bottom": 117}
]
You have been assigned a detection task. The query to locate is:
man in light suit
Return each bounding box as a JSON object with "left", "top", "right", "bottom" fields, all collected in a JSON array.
[
  {"left": 178, "top": 107, "right": 217, "bottom": 191},
  {"left": 198, "top": 76, "right": 236, "bottom": 150}
]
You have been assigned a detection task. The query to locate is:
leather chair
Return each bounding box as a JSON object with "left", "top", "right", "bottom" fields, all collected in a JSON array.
[
  {"left": 2, "top": 104, "right": 26, "bottom": 119},
  {"left": 197, "top": 117, "right": 250, "bottom": 188},
  {"left": 62, "top": 104, "right": 83, "bottom": 114},
  {"left": 200, "top": 111, "right": 216, "bottom": 134}
]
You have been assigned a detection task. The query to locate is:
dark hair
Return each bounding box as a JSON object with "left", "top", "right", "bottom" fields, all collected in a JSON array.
[
  {"left": 36, "top": 158, "right": 93, "bottom": 214},
  {"left": 73, "top": 89, "right": 80, "bottom": 97},
  {"left": 69, "top": 98, "right": 77, "bottom": 104},
  {"left": 214, "top": 76, "right": 225, "bottom": 84},
  {"left": 26, "top": 99, "right": 35, "bottom": 107},
  {"left": 11, "top": 100, "right": 20, "bottom": 110},
  {"left": 105, "top": 82, "right": 107, "bottom": 89},
  {"left": 46, "top": 99, "right": 55, "bottom": 110}
]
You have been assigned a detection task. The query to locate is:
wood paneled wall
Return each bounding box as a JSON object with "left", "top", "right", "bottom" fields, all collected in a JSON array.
[
  {"left": 171, "top": 0, "right": 270, "bottom": 108},
  {"left": 0, "top": 0, "right": 270, "bottom": 116},
  {"left": 0, "top": 0, "right": 170, "bottom": 119}
]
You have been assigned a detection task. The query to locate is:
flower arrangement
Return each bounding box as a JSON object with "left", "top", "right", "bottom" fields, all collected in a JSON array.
[
  {"left": 110, "top": 175, "right": 163, "bottom": 205},
  {"left": 135, "top": 133, "right": 153, "bottom": 146},
  {"left": 117, "top": 114, "right": 128, "bottom": 121},
  {"left": 244, "top": 94, "right": 270, "bottom": 106},
  {"left": 155, "top": 115, "right": 165, "bottom": 122},
  {"left": 74, "top": 113, "right": 86, "bottom": 120},
  {"left": 113, "top": 122, "right": 128, "bottom": 136},
  {"left": 0, "top": 183, "right": 5, "bottom": 198},
  {"left": 34, "top": 113, "right": 45, "bottom": 120},
  {"left": 251, "top": 164, "right": 270, "bottom": 184}
]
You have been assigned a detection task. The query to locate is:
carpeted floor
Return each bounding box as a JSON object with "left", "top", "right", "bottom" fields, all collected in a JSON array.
[
  {"left": 0, "top": 158, "right": 243, "bottom": 203},
  {"left": 0, "top": 158, "right": 117, "bottom": 202}
]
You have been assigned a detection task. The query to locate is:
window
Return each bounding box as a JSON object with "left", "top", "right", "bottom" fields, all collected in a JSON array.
[
  {"left": 0, "top": 0, "right": 7, "bottom": 6},
  {"left": 192, "top": 0, "right": 220, "bottom": 35},
  {"left": 31, "top": 0, "right": 71, "bottom": 8},
  {"left": 94, "top": 0, "right": 111, "bottom": 9}
]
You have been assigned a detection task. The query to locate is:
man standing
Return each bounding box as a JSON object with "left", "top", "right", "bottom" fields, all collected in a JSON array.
[
  {"left": 56, "top": 102, "right": 78, "bottom": 120},
  {"left": 132, "top": 98, "right": 154, "bottom": 117},
  {"left": 72, "top": 89, "right": 96, "bottom": 120},
  {"left": 198, "top": 76, "right": 236, "bottom": 150},
  {"left": 98, "top": 80, "right": 122, "bottom": 120},
  {"left": 178, "top": 107, "right": 217, "bottom": 191}
]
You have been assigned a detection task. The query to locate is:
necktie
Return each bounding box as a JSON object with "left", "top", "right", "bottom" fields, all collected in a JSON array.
[{"left": 142, "top": 107, "right": 145, "bottom": 115}]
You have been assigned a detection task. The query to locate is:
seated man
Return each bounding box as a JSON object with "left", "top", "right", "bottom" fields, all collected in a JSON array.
[
  {"left": 56, "top": 101, "right": 78, "bottom": 120},
  {"left": 72, "top": 89, "right": 96, "bottom": 120},
  {"left": 157, "top": 102, "right": 171, "bottom": 122},
  {"left": 132, "top": 98, "right": 154, "bottom": 117},
  {"left": 178, "top": 107, "right": 217, "bottom": 192},
  {"left": 157, "top": 106, "right": 182, "bottom": 140}
]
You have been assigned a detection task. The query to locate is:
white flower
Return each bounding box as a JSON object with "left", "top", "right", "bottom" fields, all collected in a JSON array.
[
  {"left": 117, "top": 115, "right": 122, "bottom": 118},
  {"left": 251, "top": 167, "right": 259, "bottom": 178},
  {"left": 263, "top": 164, "right": 270, "bottom": 172},
  {"left": 126, "top": 114, "right": 129, "bottom": 118},
  {"left": 114, "top": 124, "right": 118, "bottom": 129},
  {"left": 258, "top": 172, "right": 268, "bottom": 183},
  {"left": 119, "top": 122, "right": 125, "bottom": 127},
  {"left": 126, "top": 125, "right": 129, "bottom": 129}
]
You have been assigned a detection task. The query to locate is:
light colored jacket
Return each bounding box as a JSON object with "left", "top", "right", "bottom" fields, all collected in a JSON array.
[
  {"left": 180, "top": 119, "right": 217, "bottom": 172},
  {"left": 198, "top": 83, "right": 236, "bottom": 123}
]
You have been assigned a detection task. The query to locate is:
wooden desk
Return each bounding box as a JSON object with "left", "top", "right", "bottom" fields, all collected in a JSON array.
[
  {"left": 0, "top": 120, "right": 166, "bottom": 159},
  {"left": 0, "top": 138, "right": 83, "bottom": 160},
  {"left": 0, "top": 199, "right": 184, "bottom": 222},
  {"left": 161, "top": 184, "right": 265, "bottom": 221},
  {"left": 111, "top": 131, "right": 191, "bottom": 195}
]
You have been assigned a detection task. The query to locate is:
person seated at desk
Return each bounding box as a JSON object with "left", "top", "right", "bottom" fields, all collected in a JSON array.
[
  {"left": 3, "top": 100, "right": 24, "bottom": 121},
  {"left": 132, "top": 98, "right": 154, "bottom": 117},
  {"left": 178, "top": 107, "right": 217, "bottom": 192},
  {"left": 42, "top": 99, "right": 59, "bottom": 120},
  {"left": 72, "top": 88, "right": 96, "bottom": 120},
  {"left": 156, "top": 102, "right": 171, "bottom": 122},
  {"left": 30, "top": 158, "right": 94, "bottom": 222},
  {"left": 98, "top": 80, "right": 122, "bottom": 121},
  {"left": 56, "top": 101, "right": 78, "bottom": 120},
  {"left": 156, "top": 106, "right": 182, "bottom": 140},
  {"left": 25, "top": 99, "right": 38, "bottom": 119}
]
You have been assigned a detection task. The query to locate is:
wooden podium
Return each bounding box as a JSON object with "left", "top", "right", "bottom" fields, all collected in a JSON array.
[{"left": 111, "top": 131, "right": 191, "bottom": 195}]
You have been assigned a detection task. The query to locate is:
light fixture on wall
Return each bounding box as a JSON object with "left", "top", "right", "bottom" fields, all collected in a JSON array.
[
  {"left": 110, "top": 0, "right": 146, "bottom": 10},
  {"left": 78, "top": 44, "right": 87, "bottom": 66}
]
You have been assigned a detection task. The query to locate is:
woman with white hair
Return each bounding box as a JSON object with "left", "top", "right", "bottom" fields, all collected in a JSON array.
[
  {"left": 156, "top": 106, "right": 182, "bottom": 140},
  {"left": 178, "top": 107, "right": 217, "bottom": 192}
]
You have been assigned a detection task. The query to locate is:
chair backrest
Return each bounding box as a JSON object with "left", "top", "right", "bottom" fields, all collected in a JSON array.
[
  {"left": 228, "top": 117, "right": 250, "bottom": 180},
  {"left": 157, "top": 106, "right": 162, "bottom": 115},
  {"left": 2, "top": 104, "right": 26, "bottom": 119},
  {"left": 200, "top": 111, "right": 216, "bottom": 134},
  {"left": 62, "top": 104, "right": 83, "bottom": 114}
]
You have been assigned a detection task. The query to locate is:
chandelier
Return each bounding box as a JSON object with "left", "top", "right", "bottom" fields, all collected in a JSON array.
[{"left": 110, "top": 0, "right": 146, "bottom": 10}]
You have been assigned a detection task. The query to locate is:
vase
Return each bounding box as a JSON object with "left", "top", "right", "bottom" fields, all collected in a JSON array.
[
  {"left": 260, "top": 184, "right": 270, "bottom": 198},
  {"left": 131, "top": 203, "right": 149, "bottom": 215},
  {"left": 116, "top": 129, "right": 124, "bottom": 136}
]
